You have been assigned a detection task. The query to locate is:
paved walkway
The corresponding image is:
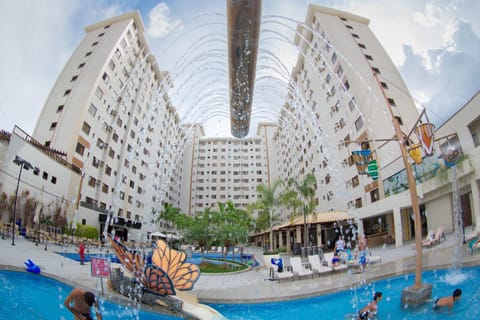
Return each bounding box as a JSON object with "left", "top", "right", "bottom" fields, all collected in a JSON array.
[{"left": 1, "top": 232, "right": 479, "bottom": 307}]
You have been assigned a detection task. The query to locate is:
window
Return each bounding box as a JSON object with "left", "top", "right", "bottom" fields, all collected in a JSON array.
[
  {"left": 387, "top": 98, "right": 396, "bottom": 107},
  {"left": 42, "top": 172, "right": 48, "bottom": 180},
  {"left": 82, "top": 121, "right": 91, "bottom": 135},
  {"left": 85, "top": 52, "right": 92, "bottom": 57},
  {"left": 109, "top": 60, "right": 115, "bottom": 71},
  {"left": 102, "top": 183, "right": 108, "bottom": 194},
  {"left": 365, "top": 54, "right": 373, "bottom": 61},
  {"left": 98, "top": 32, "right": 104, "bottom": 37},
  {"left": 102, "top": 72, "right": 110, "bottom": 84},
  {"left": 115, "top": 48, "right": 121, "bottom": 58},
  {"left": 370, "top": 189, "right": 379, "bottom": 202},
  {"left": 358, "top": 43, "right": 366, "bottom": 49},
  {"left": 372, "top": 67, "right": 380, "bottom": 74},
  {"left": 88, "top": 103, "right": 97, "bottom": 117},
  {"left": 355, "top": 197, "right": 363, "bottom": 208},
  {"left": 121, "top": 39, "right": 127, "bottom": 48},
  {"left": 331, "top": 52, "right": 337, "bottom": 64},
  {"left": 349, "top": 97, "right": 356, "bottom": 111},
  {"left": 75, "top": 142, "right": 85, "bottom": 156},
  {"left": 468, "top": 116, "right": 480, "bottom": 147},
  {"left": 355, "top": 116, "right": 364, "bottom": 131},
  {"left": 64, "top": 89, "right": 71, "bottom": 96},
  {"left": 381, "top": 82, "right": 389, "bottom": 89},
  {"left": 335, "top": 65, "right": 344, "bottom": 77},
  {"left": 395, "top": 116, "right": 403, "bottom": 126},
  {"left": 71, "top": 75, "right": 78, "bottom": 82},
  {"left": 95, "top": 87, "right": 103, "bottom": 99},
  {"left": 51, "top": 176, "right": 57, "bottom": 184},
  {"left": 56, "top": 105, "right": 64, "bottom": 113},
  {"left": 352, "top": 176, "right": 360, "bottom": 188},
  {"left": 49, "top": 122, "right": 57, "bottom": 130},
  {"left": 92, "top": 41, "right": 98, "bottom": 46},
  {"left": 78, "top": 63, "right": 85, "bottom": 69}
]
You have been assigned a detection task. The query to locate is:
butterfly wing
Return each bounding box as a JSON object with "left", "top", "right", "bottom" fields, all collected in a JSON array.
[
  {"left": 108, "top": 235, "right": 146, "bottom": 284},
  {"left": 151, "top": 240, "right": 200, "bottom": 291},
  {"left": 144, "top": 265, "right": 176, "bottom": 296},
  {"left": 108, "top": 235, "right": 177, "bottom": 295}
]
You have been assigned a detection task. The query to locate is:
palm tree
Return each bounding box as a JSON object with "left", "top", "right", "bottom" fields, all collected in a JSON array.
[
  {"left": 287, "top": 173, "right": 317, "bottom": 254},
  {"left": 252, "top": 179, "right": 285, "bottom": 252}
]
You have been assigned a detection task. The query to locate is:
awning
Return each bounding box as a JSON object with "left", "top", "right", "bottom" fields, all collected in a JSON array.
[
  {"left": 251, "top": 211, "right": 353, "bottom": 236},
  {"left": 150, "top": 231, "right": 166, "bottom": 237}
]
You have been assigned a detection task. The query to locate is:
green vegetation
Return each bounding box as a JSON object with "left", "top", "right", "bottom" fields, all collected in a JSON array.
[
  {"left": 152, "top": 173, "right": 318, "bottom": 256},
  {"left": 72, "top": 223, "right": 99, "bottom": 239},
  {"left": 198, "top": 260, "right": 248, "bottom": 273},
  {"left": 152, "top": 200, "right": 253, "bottom": 261}
]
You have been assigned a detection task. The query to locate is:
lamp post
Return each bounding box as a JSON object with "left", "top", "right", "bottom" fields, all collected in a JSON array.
[{"left": 11, "top": 155, "right": 33, "bottom": 246}]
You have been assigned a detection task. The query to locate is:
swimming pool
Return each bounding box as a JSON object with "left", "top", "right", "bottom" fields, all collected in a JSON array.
[
  {"left": 0, "top": 270, "right": 178, "bottom": 320},
  {"left": 210, "top": 266, "right": 480, "bottom": 320},
  {"left": 55, "top": 251, "right": 259, "bottom": 267},
  {"left": 1, "top": 266, "right": 478, "bottom": 319}
]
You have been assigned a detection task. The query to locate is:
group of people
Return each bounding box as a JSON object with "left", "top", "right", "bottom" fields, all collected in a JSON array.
[
  {"left": 332, "top": 234, "right": 368, "bottom": 271},
  {"left": 357, "top": 288, "right": 461, "bottom": 319}
]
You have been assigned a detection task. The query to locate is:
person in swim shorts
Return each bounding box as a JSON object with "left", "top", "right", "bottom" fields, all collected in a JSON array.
[
  {"left": 64, "top": 288, "right": 102, "bottom": 320},
  {"left": 433, "top": 288, "right": 462, "bottom": 310}
]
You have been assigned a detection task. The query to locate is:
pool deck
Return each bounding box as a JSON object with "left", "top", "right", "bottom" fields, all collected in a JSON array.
[{"left": 1, "top": 232, "right": 479, "bottom": 306}]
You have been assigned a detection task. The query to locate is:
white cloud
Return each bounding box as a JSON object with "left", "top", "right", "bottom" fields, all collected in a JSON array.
[
  {"left": 146, "top": 2, "right": 183, "bottom": 39},
  {"left": 399, "top": 20, "right": 480, "bottom": 124},
  {"left": 0, "top": 0, "right": 125, "bottom": 134}
]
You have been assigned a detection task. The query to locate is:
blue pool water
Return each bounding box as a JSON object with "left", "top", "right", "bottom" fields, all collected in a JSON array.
[
  {"left": 0, "top": 270, "right": 178, "bottom": 320},
  {"left": 210, "top": 266, "right": 480, "bottom": 320},
  {"left": 1, "top": 267, "right": 478, "bottom": 319},
  {"left": 55, "top": 251, "right": 258, "bottom": 267}
]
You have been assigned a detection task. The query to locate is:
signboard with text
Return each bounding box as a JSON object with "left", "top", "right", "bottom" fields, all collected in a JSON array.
[{"left": 90, "top": 257, "right": 110, "bottom": 278}]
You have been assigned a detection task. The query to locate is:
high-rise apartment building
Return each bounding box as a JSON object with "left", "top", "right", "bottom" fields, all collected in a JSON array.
[
  {"left": 275, "top": 5, "right": 420, "bottom": 215},
  {"left": 32, "top": 12, "right": 184, "bottom": 241},
  {"left": 180, "top": 123, "right": 277, "bottom": 215}
]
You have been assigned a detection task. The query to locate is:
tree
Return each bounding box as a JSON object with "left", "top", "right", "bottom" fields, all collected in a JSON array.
[
  {"left": 287, "top": 173, "right": 317, "bottom": 254},
  {"left": 251, "top": 179, "right": 286, "bottom": 251}
]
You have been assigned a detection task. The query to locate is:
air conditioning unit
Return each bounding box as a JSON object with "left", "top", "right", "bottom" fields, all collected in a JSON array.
[
  {"left": 99, "top": 161, "right": 105, "bottom": 167},
  {"left": 95, "top": 180, "right": 101, "bottom": 186}
]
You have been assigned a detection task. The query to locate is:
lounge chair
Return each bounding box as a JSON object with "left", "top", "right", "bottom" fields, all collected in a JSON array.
[
  {"left": 468, "top": 238, "right": 480, "bottom": 255},
  {"left": 422, "top": 226, "right": 445, "bottom": 247},
  {"left": 421, "top": 230, "right": 435, "bottom": 245},
  {"left": 267, "top": 257, "right": 294, "bottom": 282},
  {"left": 290, "top": 257, "right": 314, "bottom": 279},
  {"left": 307, "top": 255, "right": 332, "bottom": 276},
  {"left": 323, "top": 252, "right": 347, "bottom": 272}
]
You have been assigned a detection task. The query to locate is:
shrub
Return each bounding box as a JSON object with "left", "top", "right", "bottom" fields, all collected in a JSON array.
[{"left": 74, "top": 223, "right": 99, "bottom": 239}]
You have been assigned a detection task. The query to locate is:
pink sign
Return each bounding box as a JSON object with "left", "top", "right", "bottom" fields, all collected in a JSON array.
[{"left": 90, "top": 257, "right": 110, "bottom": 278}]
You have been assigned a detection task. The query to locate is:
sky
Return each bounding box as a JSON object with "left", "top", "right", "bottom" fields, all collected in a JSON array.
[{"left": 0, "top": 0, "right": 479, "bottom": 138}]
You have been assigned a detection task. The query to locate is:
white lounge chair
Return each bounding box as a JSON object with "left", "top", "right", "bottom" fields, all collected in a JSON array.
[
  {"left": 290, "top": 256, "right": 314, "bottom": 278},
  {"left": 307, "top": 255, "right": 332, "bottom": 276},
  {"left": 422, "top": 226, "right": 445, "bottom": 247},
  {"left": 323, "top": 252, "right": 347, "bottom": 272}
]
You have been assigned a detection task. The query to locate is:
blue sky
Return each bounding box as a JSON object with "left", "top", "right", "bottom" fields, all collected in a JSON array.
[{"left": 0, "top": 0, "right": 479, "bottom": 137}]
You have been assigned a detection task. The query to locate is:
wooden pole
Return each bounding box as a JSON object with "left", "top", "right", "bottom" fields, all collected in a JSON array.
[{"left": 372, "top": 72, "right": 423, "bottom": 289}]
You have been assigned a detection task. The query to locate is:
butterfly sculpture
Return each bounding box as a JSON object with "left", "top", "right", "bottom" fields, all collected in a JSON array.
[{"left": 108, "top": 235, "right": 200, "bottom": 296}]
